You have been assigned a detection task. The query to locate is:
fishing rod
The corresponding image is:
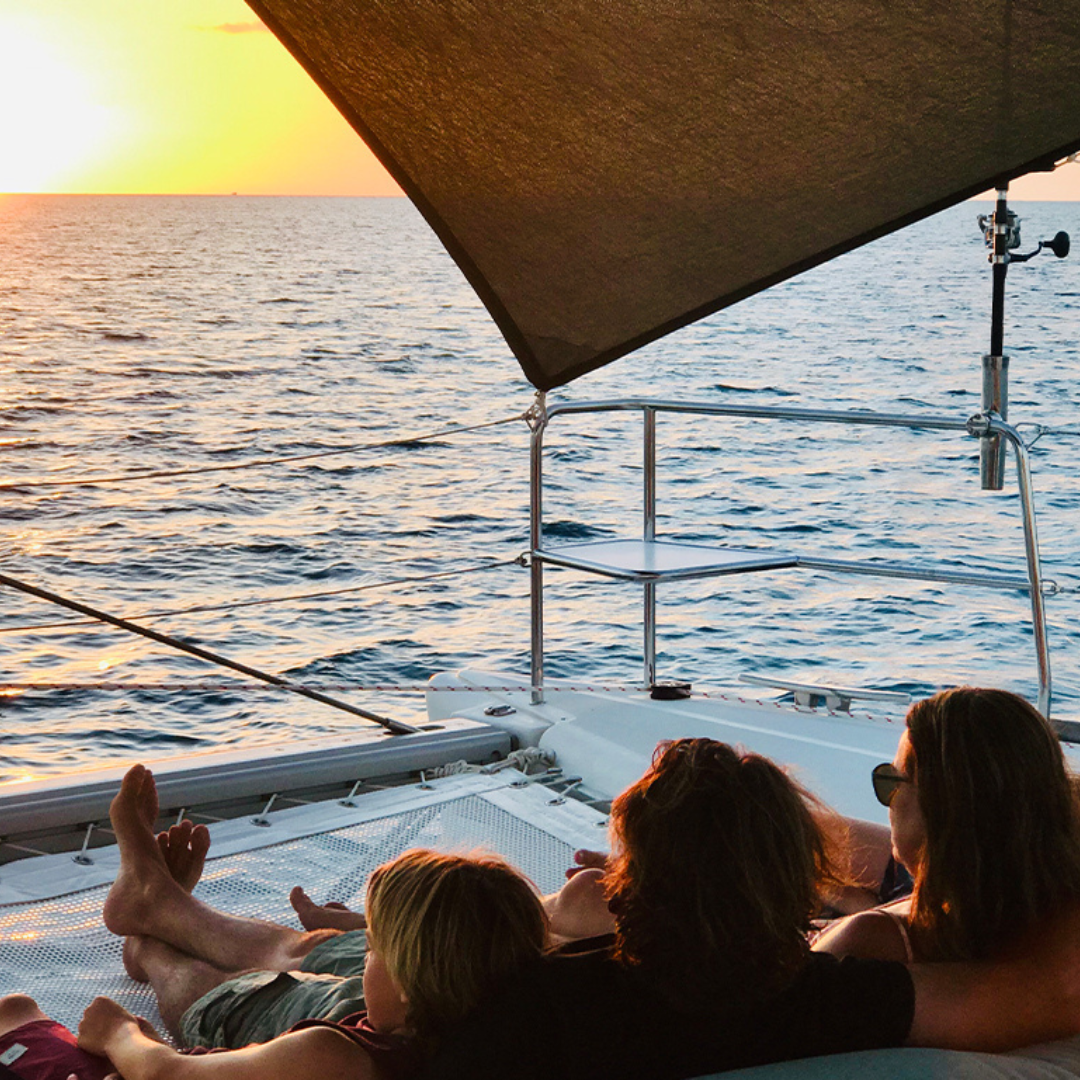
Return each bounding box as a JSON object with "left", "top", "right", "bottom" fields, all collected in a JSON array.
[
  {"left": 0, "top": 570, "right": 419, "bottom": 735},
  {"left": 975, "top": 185, "right": 1070, "bottom": 490}
]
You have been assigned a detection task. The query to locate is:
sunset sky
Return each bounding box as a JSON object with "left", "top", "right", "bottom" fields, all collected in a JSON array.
[
  {"left": 0, "top": 0, "right": 1077, "bottom": 198},
  {"left": 0, "top": 0, "right": 400, "bottom": 195}
]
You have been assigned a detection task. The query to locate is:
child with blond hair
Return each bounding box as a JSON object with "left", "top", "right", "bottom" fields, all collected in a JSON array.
[{"left": 75, "top": 848, "right": 547, "bottom": 1080}]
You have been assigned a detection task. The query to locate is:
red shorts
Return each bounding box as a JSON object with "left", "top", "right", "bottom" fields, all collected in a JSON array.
[{"left": 0, "top": 1021, "right": 111, "bottom": 1080}]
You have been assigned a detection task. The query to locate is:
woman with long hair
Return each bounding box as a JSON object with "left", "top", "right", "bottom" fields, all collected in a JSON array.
[
  {"left": 428, "top": 732, "right": 1080, "bottom": 1080},
  {"left": 815, "top": 686, "right": 1080, "bottom": 962},
  {"left": 604, "top": 737, "right": 849, "bottom": 1009}
]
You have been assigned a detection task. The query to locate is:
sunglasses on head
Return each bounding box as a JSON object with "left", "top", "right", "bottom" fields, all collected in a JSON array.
[{"left": 871, "top": 762, "right": 911, "bottom": 807}]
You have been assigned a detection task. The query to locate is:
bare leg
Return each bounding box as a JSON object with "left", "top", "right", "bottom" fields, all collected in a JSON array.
[
  {"left": 0, "top": 994, "right": 48, "bottom": 1038},
  {"left": 125, "top": 936, "right": 239, "bottom": 1039},
  {"left": 104, "top": 765, "right": 339, "bottom": 973}
]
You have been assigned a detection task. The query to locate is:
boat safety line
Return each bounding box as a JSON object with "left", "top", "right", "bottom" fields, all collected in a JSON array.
[
  {"left": 0, "top": 681, "right": 641, "bottom": 694},
  {"left": 1016, "top": 422, "right": 1080, "bottom": 450},
  {"left": 0, "top": 680, "right": 902, "bottom": 723},
  {"left": 0, "top": 557, "right": 523, "bottom": 635},
  {"left": 0, "top": 414, "right": 528, "bottom": 492},
  {"left": 0, "top": 571, "right": 419, "bottom": 736}
]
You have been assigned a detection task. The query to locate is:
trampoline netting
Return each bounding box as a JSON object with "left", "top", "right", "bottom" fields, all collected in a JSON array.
[{"left": 0, "top": 774, "right": 607, "bottom": 1034}]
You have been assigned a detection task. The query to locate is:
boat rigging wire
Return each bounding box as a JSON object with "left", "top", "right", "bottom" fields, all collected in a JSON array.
[
  {"left": 1017, "top": 423, "right": 1080, "bottom": 450},
  {"left": 0, "top": 413, "right": 528, "bottom": 492},
  {"left": 0, "top": 681, "right": 639, "bottom": 694},
  {"left": 0, "top": 557, "right": 523, "bottom": 635},
  {"left": 0, "top": 570, "right": 419, "bottom": 735},
  {"left": 0, "top": 681, "right": 906, "bottom": 722}
]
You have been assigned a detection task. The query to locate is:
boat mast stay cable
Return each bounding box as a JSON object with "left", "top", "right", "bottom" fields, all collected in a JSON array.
[
  {"left": 0, "top": 571, "right": 419, "bottom": 735},
  {"left": 0, "top": 557, "right": 521, "bottom": 636},
  {"left": 0, "top": 414, "right": 529, "bottom": 492}
]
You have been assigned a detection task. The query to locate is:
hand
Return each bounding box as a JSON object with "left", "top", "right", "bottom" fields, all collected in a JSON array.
[
  {"left": 565, "top": 849, "right": 609, "bottom": 879},
  {"left": 77, "top": 997, "right": 142, "bottom": 1058},
  {"left": 290, "top": 886, "right": 367, "bottom": 931}
]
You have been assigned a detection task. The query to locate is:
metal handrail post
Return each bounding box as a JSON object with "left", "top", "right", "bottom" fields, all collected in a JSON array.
[
  {"left": 529, "top": 396, "right": 548, "bottom": 704},
  {"left": 991, "top": 417, "right": 1051, "bottom": 715},
  {"left": 643, "top": 407, "right": 657, "bottom": 688},
  {"left": 532, "top": 397, "right": 1053, "bottom": 719}
]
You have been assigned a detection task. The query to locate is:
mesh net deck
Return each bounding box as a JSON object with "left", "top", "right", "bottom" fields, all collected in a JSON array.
[{"left": 0, "top": 775, "right": 606, "bottom": 1034}]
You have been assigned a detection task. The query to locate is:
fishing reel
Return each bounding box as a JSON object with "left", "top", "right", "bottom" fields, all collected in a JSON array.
[
  {"left": 976, "top": 210, "right": 1070, "bottom": 262},
  {"left": 976, "top": 195, "right": 1070, "bottom": 491}
]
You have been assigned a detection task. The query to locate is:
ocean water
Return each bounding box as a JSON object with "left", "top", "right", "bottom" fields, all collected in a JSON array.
[{"left": 2, "top": 193, "right": 1080, "bottom": 782}]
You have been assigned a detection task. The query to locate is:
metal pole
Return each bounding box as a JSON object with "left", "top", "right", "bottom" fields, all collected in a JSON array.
[
  {"left": 529, "top": 394, "right": 547, "bottom": 704},
  {"left": 982, "top": 185, "right": 1010, "bottom": 490},
  {"left": 643, "top": 407, "right": 657, "bottom": 688},
  {"left": 1001, "top": 425, "right": 1051, "bottom": 716}
]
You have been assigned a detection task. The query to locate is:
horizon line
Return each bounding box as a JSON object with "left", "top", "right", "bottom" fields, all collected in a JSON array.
[
  {"left": 3, "top": 191, "right": 1078, "bottom": 201},
  {"left": 0, "top": 191, "right": 406, "bottom": 198}
]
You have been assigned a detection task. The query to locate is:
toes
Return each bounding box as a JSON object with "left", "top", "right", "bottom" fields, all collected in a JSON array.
[
  {"left": 164, "top": 821, "right": 193, "bottom": 853},
  {"left": 155, "top": 819, "right": 209, "bottom": 890},
  {"left": 120, "top": 764, "right": 147, "bottom": 797},
  {"left": 115, "top": 766, "right": 159, "bottom": 828},
  {"left": 139, "top": 770, "right": 160, "bottom": 827},
  {"left": 190, "top": 824, "right": 210, "bottom": 859},
  {"left": 112, "top": 766, "right": 148, "bottom": 825}
]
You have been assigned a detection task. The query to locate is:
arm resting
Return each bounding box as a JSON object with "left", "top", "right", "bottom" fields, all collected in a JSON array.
[
  {"left": 82, "top": 1000, "right": 378, "bottom": 1080},
  {"left": 908, "top": 905, "right": 1080, "bottom": 1051}
]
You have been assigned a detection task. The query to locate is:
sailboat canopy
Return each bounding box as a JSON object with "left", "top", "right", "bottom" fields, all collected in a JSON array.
[{"left": 246, "top": 0, "right": 1080, "bottom": 390}]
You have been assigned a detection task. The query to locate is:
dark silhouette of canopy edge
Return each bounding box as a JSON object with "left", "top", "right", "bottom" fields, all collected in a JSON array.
[{"left": 245, "top": 1, "right": 1080, "bottom": 391}]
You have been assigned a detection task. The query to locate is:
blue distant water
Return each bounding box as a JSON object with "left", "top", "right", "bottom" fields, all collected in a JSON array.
[{"left": 2, "top": 194, "right": 1080, "bottom": 781}]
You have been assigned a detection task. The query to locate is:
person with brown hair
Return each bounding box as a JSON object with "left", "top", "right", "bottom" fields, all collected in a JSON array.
[
  {"left": 815, "top": 686, "right": 1080, "bottom": 964},
  {"left": 604, "top": 738, "right": 849, "bottom": 1010},
  {"left": 425, "top": 736, "right": 1080, "bottom": 1080}
]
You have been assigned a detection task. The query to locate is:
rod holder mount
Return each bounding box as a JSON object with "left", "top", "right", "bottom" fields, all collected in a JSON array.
[{"left": 980, "top": 354, "right": 1009, "bottom": 490}]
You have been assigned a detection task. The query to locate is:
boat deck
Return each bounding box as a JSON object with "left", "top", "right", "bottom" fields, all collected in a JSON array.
[{"left": 0, "top": 769, "right": 607, "bottom": 1035}]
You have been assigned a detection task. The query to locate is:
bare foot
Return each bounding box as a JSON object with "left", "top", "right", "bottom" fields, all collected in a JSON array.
[
  {"left": 546, "top": 868, "right": 615, "bottom": 943},
  {"left": 565, "top": 848, "right": 610, "bottom": 879},
  {"left": 157, "top": 820, "right": 210, "bottom": 893},
  {"left": 102, "top": 765, "right": 178, "bottom": 937},
  {"left": 290, "top": 886, "right": 367, "bottom": 932}
]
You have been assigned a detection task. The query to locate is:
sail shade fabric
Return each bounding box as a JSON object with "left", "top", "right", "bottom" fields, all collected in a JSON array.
[{"left": 246, "top": 0, "right": 1080, "bottom": 390}]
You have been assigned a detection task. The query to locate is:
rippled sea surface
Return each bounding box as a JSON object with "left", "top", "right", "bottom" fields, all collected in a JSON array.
[{"left": 2, "top": 194, "right": 1080, "bottom": 781}]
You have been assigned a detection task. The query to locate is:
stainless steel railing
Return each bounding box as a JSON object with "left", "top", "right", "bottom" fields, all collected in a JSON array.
[{"left": 528, "top": 397, "right": 1050, "bottom": 717}]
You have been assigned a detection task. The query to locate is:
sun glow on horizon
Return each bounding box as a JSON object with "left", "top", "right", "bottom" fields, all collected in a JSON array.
[
  {"left": 0, "top": 1, "right": 1077, "bottom": 198},
  {"left": 0, "top": 22, "right": 121, "bottom": 192},
  {"left": 0, "top": 0, "right": 400, "bottom": 196}
]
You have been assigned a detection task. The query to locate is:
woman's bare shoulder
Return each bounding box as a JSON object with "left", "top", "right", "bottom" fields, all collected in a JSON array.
[{"left": 812, "top": 906, "right": 912, "bottom": 963}]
